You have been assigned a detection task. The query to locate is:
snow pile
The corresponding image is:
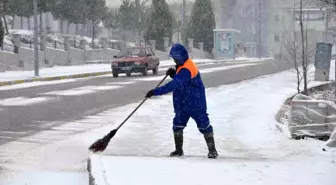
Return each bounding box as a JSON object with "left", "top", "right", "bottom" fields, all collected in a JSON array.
[
  {"left": 2, "top": 35, "right": 14, "bottom": 52},
  {"left": 311, "top": 84, "right": 336, "bottom": 102},
  {"left": 326, "top": 128, "right": 336, "bottom": 147},
  {"left": 289, "top": 94, "right": 336, "bottom": 137}
]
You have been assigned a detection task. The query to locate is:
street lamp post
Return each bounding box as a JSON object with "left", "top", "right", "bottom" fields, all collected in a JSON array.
[{"left": 33, "top": 0, "right": 39, "bottom": 76}]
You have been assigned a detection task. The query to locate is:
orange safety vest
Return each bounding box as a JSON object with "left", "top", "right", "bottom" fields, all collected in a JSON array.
[{"left": 176, "top": 59, "right": 199, "bottom": 79}]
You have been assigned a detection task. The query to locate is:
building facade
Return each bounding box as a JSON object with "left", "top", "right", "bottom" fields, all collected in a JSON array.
[{"left": 267, "top": 0, "right": 333, "bottom": 59}]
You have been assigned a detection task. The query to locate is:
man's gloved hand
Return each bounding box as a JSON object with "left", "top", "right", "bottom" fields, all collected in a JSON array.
[
  {"left": 166, "top": 67, "right": 176, "bottom": 78},
  {"left": 145, "top": 89, "right": 155, "bottom": 98}
]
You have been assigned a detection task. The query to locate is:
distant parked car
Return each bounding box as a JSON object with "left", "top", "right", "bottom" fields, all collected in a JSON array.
[{"left": 111, "top": 46, "right": 160, "bottom": 77}]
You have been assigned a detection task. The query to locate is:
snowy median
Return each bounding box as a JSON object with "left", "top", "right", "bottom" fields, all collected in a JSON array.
[{"left": 86, "top": 67, "right": 335, "bottom": 185}]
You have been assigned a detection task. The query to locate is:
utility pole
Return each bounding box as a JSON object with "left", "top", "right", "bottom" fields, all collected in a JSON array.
[
  {"left": 325, "top": 7, "right": 329, "bottom": 41},
  {"left": 258, "top": 0, "right": 262, "bottom": 58},
  {"left": 182, "top": 0, "right": 186, "bottom": 45},
  {"left": 33, "top": 0, "right": 39, "bottom": 76},
  {"left": 135, "top": 0, "right": 141, "bottom": 37}
]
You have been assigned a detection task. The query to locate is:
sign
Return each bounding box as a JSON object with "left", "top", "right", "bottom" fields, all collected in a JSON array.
[
  {"left": 214, "top": 32, "right": 234, "bottom": 58},
  {"left": 294, "top": 9, "right": 325, "bottom": 21}
]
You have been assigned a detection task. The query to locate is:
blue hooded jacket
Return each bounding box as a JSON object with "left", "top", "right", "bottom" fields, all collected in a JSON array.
[{"left": 153, "top": 44, "right": 207, "bottom": 115}]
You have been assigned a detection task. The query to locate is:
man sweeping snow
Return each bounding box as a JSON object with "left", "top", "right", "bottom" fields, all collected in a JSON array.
[{"left": 146, "top": 43, "right": 218, "bottom": 158}]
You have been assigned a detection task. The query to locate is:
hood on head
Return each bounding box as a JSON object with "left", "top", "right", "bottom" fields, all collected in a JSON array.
[{"left": 169, "top": 43, "right": 189, "bottom": 66}]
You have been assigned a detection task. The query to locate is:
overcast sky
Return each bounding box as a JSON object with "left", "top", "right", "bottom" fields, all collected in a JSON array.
[{"left": 106, "top": 0, "right": 194, "bottom": 7}]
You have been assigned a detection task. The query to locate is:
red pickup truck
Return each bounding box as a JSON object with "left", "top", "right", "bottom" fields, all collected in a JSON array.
[{"left": 111, "top": 46, "right": 160, "bottom": 77}]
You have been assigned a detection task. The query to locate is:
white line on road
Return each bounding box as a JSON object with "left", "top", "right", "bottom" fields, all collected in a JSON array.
[
  {"left": 106, "top": 81, "right": 134, "bottom": 85},
  {"left": 0, "top": 79, "right": 78, "bottom": 91},
  {"left": 0, "top": 97, "right": 53, "bottom": 106},
  {"left": 76, "top": 85, "right": 121, "bottom": 91},
  {"left": 133, "top": 63, "right": 261, "bottom": 82},
  {"left": 42, "top": 89, "right": 95, "bottom": 96},
  {"left": 41, "top": 85, "right": 121, "bottom": 96},
  {"left": 201, "top": 63, "right": 259, "bottom": 74}
]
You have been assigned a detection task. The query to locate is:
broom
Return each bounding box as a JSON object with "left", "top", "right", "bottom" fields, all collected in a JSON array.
[{"left": 89, "top": 75, "right": 168, "bottom": 153}]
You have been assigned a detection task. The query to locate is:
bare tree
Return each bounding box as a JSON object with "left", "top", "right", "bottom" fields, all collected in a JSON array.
[
  {"left": 299, "top": 0, "right": 309, "bottom": 95},
  {"left": 272, "top": 0, "right": 316, "bottom": 94}
]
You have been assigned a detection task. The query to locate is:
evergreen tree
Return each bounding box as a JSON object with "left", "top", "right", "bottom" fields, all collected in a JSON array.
[
  {"left": 187, "top": 0, "right": 215, "bottom": 54},
  {"left": 104, "top": 8, "right": 119, "bottom": 30},
  {"left": 116, "top": 0, "right": 149, "bottom": 33},
  {"left": 0, "top": 17, "right": 4, "bottom": 48},
  {"left": 144, "top": 0, "right": 174, "bottom": 51},
  {"left": 118, "top": 0, "right": 137, "bottom": 30},
  {"left": 8, "top": 0, "right": 33, "bottom": 29}
]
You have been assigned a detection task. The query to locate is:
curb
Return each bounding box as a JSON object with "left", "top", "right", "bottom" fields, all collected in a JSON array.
[
  {"left": 0, "top": 71, "right": 111, "bottom": 87},
  {"left": 87, "top": 154, "right": 108, "bottom": 185}
]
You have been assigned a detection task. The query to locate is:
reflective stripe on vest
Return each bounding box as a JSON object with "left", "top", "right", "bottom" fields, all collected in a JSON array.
[{"left": 176, "top": 59, "right": 199, "bottom": 79}]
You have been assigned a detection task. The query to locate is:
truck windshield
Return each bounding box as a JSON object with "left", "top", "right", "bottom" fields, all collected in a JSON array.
[{"left": 117, "top": 48, "right": 146, "bottom": 58}]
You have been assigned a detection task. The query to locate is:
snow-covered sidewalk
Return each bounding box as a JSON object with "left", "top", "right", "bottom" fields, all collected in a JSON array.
[{"left": 85, "top": 67, "right": 336, "bottom": 185}]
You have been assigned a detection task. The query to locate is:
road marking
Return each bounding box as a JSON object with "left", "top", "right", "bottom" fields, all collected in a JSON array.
[
  {"left": 132, "top": 75, "right": 170, "bottom": 81},
  {"left": 0, "top": 97, "right": 53, "bottom": 106},
  {"left": 201, "top": 63, "right": 259, "bottom": 74},
  {"left": 106, "top": 81, "right": 134, "bottom": 85},
  {"left": 41, "top": 85, "right": 121, "bottom": 96},
  {"left": 0, "top": 79, "right": 78, "bottom": 91},
  {"left": 42, "top": 89, "right": 95, "bottom": 96},
  {"left": 133, "top": 63, "right": 261, "bottom": 82},
  {"left": 77, "top": 85, "right": 121, "bottom": 91}
]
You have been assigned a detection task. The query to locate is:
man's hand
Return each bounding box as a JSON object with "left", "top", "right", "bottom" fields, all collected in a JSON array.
[
  {"left": 166, "top": 68, "right": 176, "bottom": 78},
  {"left": 145, "top": 89, "right": 155, "bottom": 98}
]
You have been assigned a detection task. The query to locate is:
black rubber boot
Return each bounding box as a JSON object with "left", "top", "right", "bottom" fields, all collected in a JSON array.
[
  {"left": 170, "top": 130, "right": 184, "bottom": 157},
  {"left": 204, "top": 132, "right": 218, "bottom": 158}
]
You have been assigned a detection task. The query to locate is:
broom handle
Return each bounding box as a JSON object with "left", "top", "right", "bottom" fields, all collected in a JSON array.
[{"left": 115, "top": 75, "right": 168, "bottom": 130}]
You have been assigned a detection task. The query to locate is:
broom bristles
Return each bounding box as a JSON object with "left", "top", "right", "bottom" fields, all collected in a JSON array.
[{"left": 88, "top": 129, "right": 117, "bottom": 153}]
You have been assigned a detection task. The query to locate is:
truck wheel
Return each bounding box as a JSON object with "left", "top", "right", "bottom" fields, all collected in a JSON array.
[
  {"left": 142, "top": 65, "right": 148, "bottom": 76},
  {"left": 112, "top": 71, "right": 119, "bottom": 78},
  {"left": 152, "top": 65, "right": 158, "bottom": 75}
]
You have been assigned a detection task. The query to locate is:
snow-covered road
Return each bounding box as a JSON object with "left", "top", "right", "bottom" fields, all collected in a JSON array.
[{"left": 1, "top": 60, "right": 335, "bottom": 185}]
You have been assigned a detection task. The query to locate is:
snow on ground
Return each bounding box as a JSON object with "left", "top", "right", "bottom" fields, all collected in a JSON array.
[
  {"left": 0, "top": 64, "right": 111, "bottom": 82},
  {"left": 0, "top": 79, "right": 78, "bottom": 91},
  {"left": 1, "top": 59, "right": 335, "bottom": 184},
  {"left": 74, "top": 67, "right": 333, "bottom": 184},
  {"left": 0, "top": 96, "right": 53, "bottom": 106}
]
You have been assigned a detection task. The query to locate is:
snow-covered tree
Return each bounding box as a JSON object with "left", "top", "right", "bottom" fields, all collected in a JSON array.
[
  {"left": 8, "top": 0, "right": 33, "bottom": 29},
  {"left": 117, "top": 0, "right": 137, "bottom": 30},
  {"left": 144, "top": 0, "right": 174, "bottom": 51},
  {"left": 187, "top": 0, "right": 215, "bottom": 53}
]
